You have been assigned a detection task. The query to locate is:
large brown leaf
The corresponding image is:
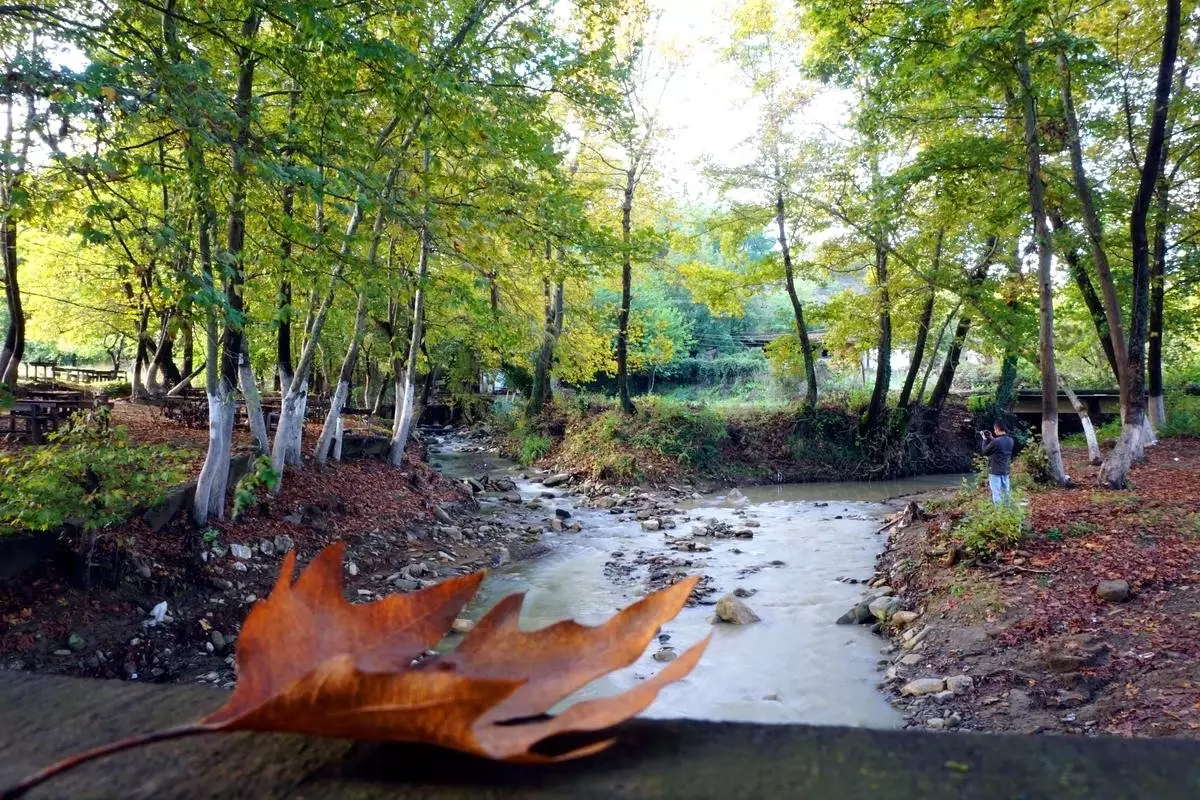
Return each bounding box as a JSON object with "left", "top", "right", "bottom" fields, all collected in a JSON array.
[{"left": 201, "top": 541, "right": 708, "bottom": 761}]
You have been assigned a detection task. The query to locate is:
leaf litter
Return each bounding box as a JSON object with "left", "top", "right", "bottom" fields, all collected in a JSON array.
[{"left": 1, "top": 543, "right": 708, "bottom": 798}]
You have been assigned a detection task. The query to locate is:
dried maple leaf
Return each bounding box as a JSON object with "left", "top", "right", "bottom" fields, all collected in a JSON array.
[{"left": 4, "top": 543, "right": 708, "bottom": 798}]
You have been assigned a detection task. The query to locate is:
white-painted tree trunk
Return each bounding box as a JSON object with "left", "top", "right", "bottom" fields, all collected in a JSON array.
[
  {"left": 315, "top": 290, "right": 369, "bottom": 465},
  {"left": 1101, "top": 420, "right": 1143, "bottom": 488},
  {"left": 315, "top": 379, "right": 349, "bottom": 465},
  {"left": 168, "top": 362, "right": 205, "bottom": 397},
  {"left": 1061, "top": 380, "right": 1102, "bottom": 465},
  {"left": 333, "top": 417, "right": 344, "bottom": 462},
  {"left": 271, "top": 382, "right": 308, "bottom": 472},
  {"left": 1042, "top": 417, "right": 1069, "bottom": 486},
  {"left": 193, "top": 390, "right": 235, "bottom": 525},
  {"left": 1142, "top": 412, "right": 1157, "bottom": 448},
  {"left": 238, "top": 355, "right": 269, "bottom": 454},
  {"left": 389, "top": 377, "right": 416, "bottom": 466},
  {"left": 1149, "top": 394, "right": 1166, "bottom": 428}
]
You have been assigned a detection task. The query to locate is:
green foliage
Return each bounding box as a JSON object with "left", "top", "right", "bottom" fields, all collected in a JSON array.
[
  {"left": 232, "top": 456, "right": 282, "bottom": 522},
  {"left": 951, "top": 494, "right": 1027, "bottom": 559},
  {"left": 556, "top": 397, "right": 729, "bottom": 483},
  {"left": 99, "top": 379, "right": 132, "bottom": 397},
  {"left": 1019, "top": 439, "right": 1054, "bottom": 486},
  {"left": 1159, "top": 394, "right": 1200, "bottom": 439},
  {"left": 0, "top": 414, "right": 193, "bottom": 537},
  {"left": 518, "top": 433, "right": 553, "bottom": 466},
  {"left": 1062, "top": 417, "right": 1122, "bottom": 447}
]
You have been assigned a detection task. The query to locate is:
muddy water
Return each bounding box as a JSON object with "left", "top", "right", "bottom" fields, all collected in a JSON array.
[{"left": 428, "top": 436, "right": 963, "bottom": 729}]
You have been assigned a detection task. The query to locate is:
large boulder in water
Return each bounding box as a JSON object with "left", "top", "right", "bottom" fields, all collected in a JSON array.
[
  {"left": 714, "top": 594, "right": 761, "bottom": 625},
  {"left": 836, "top": 603, "right": 874, "bottom": 625}
]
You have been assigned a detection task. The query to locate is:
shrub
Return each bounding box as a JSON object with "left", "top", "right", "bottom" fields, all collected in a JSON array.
[
  {"left": 1019, "top": 438, "right": 1054, "bottom": 485},
  {"left": 99, "top": 378, "right": 132, "bottom": 397},
  {"left": 951, "top": 494, "right": 1026, "bottom": 559},
  {"left": 1159, "top": 394, "right": 1200, "bottom": 439},
  {"left": 232, "top": 456, "right": 282, "bottom": 521},
  {"left": 0, "top": 414, "right": 195, "bottom": 536},
  {"left": 518, "top": 433, "right": 553, "bottom": 465}
]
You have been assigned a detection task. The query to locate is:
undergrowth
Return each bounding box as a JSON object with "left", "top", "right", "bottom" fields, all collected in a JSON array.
[{"left": 0, "top": 412, "right": 194, "bottom": 537}]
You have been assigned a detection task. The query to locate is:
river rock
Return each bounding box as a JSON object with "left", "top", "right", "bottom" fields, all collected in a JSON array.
[
  {"left": 492, "top": 478, "right": 517, "bottom": 492},
  {"left": 433, "top": 505, "right": 453, "bottom": 525},
  {"left": 890, "top": 610, "right": 920, "bottom": 628},
  {"left": 502, "top": 491, "right": 522, "bottom": 504},
  {"left": 569, "top": 521, "right": 583, "bottom": 532},
  {"left": 66, "top": 633, "right": 86, "bottom": 652},
  {"left": 864, "top": 585, "right": 895, "bottom": 601},
  {"left": 900, "top": 678, "right": 946, "bottom": 697},
  {"left": 259, "top": 539, "right": 275, "bottom": 557},
  {"left": 209, "top": 630, "right": 227, "bottom": 653},
  {"left": 945, "top": 674, "right": 974, "bottom": 694},
  {"left": 1096, "top": 579, "right": 1130, "bottom": 603},
  {"left": 653, "top": 648, "right": 678, "bottom": 663},
  {"left": 551, "top": 518, "right": 565, "bottom": 532},
  {"left": 714, "top": 594, "right": 760, "bottom": 625},
  {"left": 836, "top": 603, "right": 874, "bottom": 625},
  {"left": 464, "top": 477, "right": 485, "bottom": 493},
  {"left": 555, "top": 508, "right": 571, "bottom": 520},
  {"left": 541, "top": 473, "right": 571, "bottom": 487},
  {"left": 869, "top": 595, "right": 902, "bottom": 622},
  {"left": 642, "top": 519, "right": 662, "bottom": 532},
  {"left": 272, "top": 534, "right": 295, "bottom": 554},
  {"left": 389, "top": 577, "right": 421, "bottom": 592},
  {"left": 451, "top": 618, "right": 474, "bottom": 635}
]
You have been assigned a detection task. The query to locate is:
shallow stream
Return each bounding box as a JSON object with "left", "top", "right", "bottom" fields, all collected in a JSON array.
[{"left": 430, "top": 436, "right": 962, "bottom": 729}]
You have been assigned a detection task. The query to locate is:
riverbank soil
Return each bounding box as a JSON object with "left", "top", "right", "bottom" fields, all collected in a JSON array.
[
  {"left": 877, "top": 439, "right": 1200, "bottom": 738},
  {"left": 0, "top": 404, "right": 546, "bottom": 688}
]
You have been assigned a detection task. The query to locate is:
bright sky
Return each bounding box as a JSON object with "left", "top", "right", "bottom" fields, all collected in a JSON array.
[{"left": 650, "top": 0, "right": 851, "bottom": 202}]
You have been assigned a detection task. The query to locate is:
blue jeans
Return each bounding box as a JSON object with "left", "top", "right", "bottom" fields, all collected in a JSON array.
[{"left": 988, "top": 474, "right": 1011, "bottom": 505}]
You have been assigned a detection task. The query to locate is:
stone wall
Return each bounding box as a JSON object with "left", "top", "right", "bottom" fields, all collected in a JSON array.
[{"left": 1, "top": 672, "right": 1197, "bottom": 799}]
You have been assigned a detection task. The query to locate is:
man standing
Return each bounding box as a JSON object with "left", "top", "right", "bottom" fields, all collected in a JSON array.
[{"left": 980, "top": 421, "right": 1014, "bottom": 505}]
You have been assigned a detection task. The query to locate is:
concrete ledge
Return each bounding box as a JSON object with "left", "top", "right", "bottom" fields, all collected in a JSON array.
[{"left": 1, "top": 672, "right": 1198, "bottom": 799}]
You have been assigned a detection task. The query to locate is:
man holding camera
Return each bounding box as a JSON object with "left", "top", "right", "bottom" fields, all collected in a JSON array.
[{"left": 980, "top": 421, "right": 1014, "bottom": 505}]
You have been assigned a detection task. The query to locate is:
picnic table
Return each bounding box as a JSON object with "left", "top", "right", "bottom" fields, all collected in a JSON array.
[{"left": 3, "top": 392, "right": 113, "bottom": 444}]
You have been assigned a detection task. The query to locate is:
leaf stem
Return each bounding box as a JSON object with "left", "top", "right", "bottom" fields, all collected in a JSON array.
[{"left": 1, "top": 723, "right": 215, "bottom": 800}]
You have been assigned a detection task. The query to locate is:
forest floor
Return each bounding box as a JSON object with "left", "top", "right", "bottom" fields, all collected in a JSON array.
[
  {"left": 873, "top": 438, "right": 1200, "bottom": 739},
  {"left": 0, "top": 402, "right": 553, "bottom": 689}
]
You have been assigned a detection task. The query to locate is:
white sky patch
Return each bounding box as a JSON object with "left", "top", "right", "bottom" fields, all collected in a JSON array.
[{"left": 650, "top": 0, "right": 851, "bottom": 203}]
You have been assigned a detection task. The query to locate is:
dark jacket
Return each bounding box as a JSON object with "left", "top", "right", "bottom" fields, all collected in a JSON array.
[{"left": 982, "top": 434, "right": 1014, "bottom": 476}]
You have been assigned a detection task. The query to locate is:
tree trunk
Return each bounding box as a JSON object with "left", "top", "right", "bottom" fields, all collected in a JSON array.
[
  {"left": 277, "top": 280, "right": 293, "bottom": 390},
  {"left": 239, "top": 351, "right": 268, "bottom": 454},
  {"left": 1102, "top": 0, "right": 1179, "bottom": 487},
  {"left": 1061, "top": 377, "right": 1102, "bottom": 465},
  {"left": 0, "top": 208, "right": 24, "bottom": 388},
  {"left": 130, "top": 308, "right": 151, "bottom": 399},
  {"left": 315, "top": 289, "right": 368, "bottom": 465},
  {"left": 898, "top": 231, "right": 942, "bottom": 409},
  {"left": 181, "top": 323, "right": 194, "bottom": 383},
  {"left": 928, "top": 240, "right": 994, "bottom": 414},
  {"left": 1147, "top": 47, "right": 1188, "bottom": 427},
  {"left": 775, "top": 186, "right": 818, "bottom": 407},
  {"left": 863, "top": 244, "right": 891, "bottom": 431},
  {"left": 1149, "top": 174, "right": 1167, "bottom": 427},
  {"left": 528, "top": 250, "right": 554, "bottom": 417},
  {"left": 1049, "top": 211, "right": 1120, "bottom": 385},
  {"left": 1018, "top": 30, "right": 1069, "bottom": 486},
  {"left": 917, "top": 303, "right": 958, "bottom": 404},
  {"left": 1058, "top": 50, "right": 1130, "bottom": 398},
  {"left": 390, "top": 148, "right": 432, "bottom": 465},
  {"left": 616, "top": 166, "right": 636, "bottom": 415}
]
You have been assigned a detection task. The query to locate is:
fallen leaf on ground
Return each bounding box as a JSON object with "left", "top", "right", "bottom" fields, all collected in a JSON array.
[{"left": 3, "top": 542, "right": 708, "bottom": 798}]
